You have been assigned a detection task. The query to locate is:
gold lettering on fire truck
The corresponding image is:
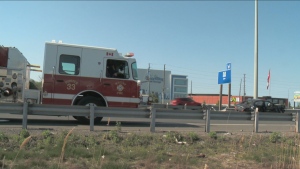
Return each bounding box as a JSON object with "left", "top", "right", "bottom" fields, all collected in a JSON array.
[
  {"left": 65, "top": 80, "right": 78, "bottom": 90},
  {"left": 115, "top": 81, "right": 126, "bottom": 95}
]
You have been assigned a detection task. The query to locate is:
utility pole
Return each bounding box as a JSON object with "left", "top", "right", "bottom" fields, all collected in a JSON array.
[
  {"left": 288, "top": 88, "right": 290, "bottom": 109},
  {"left": 239, "top": 78, "right": 242, "bottom": 102},
  {"left": 148, "top": 63, "right": 151, "bottom": 96},
  {"left": 243, "top": 74, "right": 246, "bottom": 101},
  {"left": 191, "top": 80, "right": 192, "bottom": 95},
  {"left": 253, "top": 0, "right": 258, "bottom": 99}
]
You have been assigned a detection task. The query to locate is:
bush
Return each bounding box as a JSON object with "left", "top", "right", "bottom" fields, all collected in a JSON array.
[
  {"left": 0, "top": 132, "right": 8, "bottom": 142},
  {"left": 116, "top": 121, "right": 122, "bottom": 132},
  {"left": 208, "top": 131, "right": 217, "bottom": 139},
  {"left": 163, "top": 131, "right": 183, "bottom": 143},
  {"left": 269, "top": 132, "right": 281, "bottom": 143},
  {"left": 187, "top": 132, "right": 200, "bottom": 143},
  {"left": 104, "top": 130, "right": 122, "bottom": 143},
  {"left": 20, "top": 129, "right": 30, "bottom": 139}
]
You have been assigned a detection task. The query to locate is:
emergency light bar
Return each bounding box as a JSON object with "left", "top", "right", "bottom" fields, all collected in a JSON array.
[{"left": 125, "top": 53, "right": 134, "bottom": 57}]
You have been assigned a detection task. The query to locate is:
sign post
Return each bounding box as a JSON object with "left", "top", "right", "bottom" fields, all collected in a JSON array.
[
  {"left": 227, "top": 63, "right": 231, "bottom": 108},
  {"left": 218, "top": 63, "right": 232, "bottom": 110}
]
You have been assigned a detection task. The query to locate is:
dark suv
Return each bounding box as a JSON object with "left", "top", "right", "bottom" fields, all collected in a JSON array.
[
  {"left": 235, "top": 99, "right": 285, "bottom": 113},
  {"left": 171, "top": 97, "right": 202, "bottom": 106}
]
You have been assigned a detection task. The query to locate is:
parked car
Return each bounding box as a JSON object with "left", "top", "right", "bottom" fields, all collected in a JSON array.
[
  {"left": 171, "top": 97, "right": 202, "bottom": 106},
  {"left": 234, "top": 99, "right": 285, "bottom": 113}
]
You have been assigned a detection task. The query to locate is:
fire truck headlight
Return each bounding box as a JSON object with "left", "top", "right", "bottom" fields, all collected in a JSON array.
[{"left": 3, "top": 89, "right": 12, "bottom": 97}]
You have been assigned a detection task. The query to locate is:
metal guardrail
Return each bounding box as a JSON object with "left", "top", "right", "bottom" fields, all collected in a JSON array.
[{"left": 0, "top": 102, "right": 299, "bottom": 133}]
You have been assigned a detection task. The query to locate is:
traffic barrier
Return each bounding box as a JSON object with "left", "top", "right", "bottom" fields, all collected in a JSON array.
[{"left": 0, "top": 103, "right": 298, "bottom": 133}]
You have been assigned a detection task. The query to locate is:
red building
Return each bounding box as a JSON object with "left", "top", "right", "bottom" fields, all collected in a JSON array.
[{"left": 189, "top": 94, "right": 288, "bottom": 107}]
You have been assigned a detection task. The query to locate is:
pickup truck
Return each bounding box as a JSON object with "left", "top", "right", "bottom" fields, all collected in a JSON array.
[{"left": 234, "top": 99, "right": 285, "bottom": 113}]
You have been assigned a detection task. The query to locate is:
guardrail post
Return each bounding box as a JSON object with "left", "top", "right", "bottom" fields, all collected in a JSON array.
[
  {"left": 22, "top": 102, "right": 28, "bottom": 129},
  {"left": 89, "top": 104, "right": 95, "bottom": 131},
  {"left": 150, "top": 105, "right": 156, "bottom": 132},
  {"left": 296, "top": 112, "right": 300, "bottom": 133},
  {"left": 254, "top": 108, "right": 259, "bottom": 133},
  {"left": 184, "top": 104, "right": 187, "bottom": 110},
  {"left": 166, "top": 103, "right": 168, "bottom": 109},
  {"left": 205, "top": 109, "right": 210, "bottom": 133}
]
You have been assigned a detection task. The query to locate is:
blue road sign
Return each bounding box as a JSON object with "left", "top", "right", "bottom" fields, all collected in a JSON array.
[
  {"left": 218, "top": 70, "right": 231, "bottom": 84},
  {"left": 227, "top": 63, "right": 231, "bottom": 70}
]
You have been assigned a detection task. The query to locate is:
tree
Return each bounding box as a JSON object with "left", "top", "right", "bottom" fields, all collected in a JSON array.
[
  {"left": 149, "top": 92, "right": 159, "bottom": 103},
  {"left": 29, "top": 79, "right": 42, "bottom": 90}
]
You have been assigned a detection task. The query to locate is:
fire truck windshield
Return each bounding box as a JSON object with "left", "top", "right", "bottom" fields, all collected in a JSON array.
[{"left": 132, "top": 62, "right": 138, "bottom": 80}]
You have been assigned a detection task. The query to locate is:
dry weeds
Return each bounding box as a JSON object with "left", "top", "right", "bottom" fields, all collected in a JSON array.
[
  {"left": 59, "top": 127, "right": 75, "bottom": 165},
  {"left": 9, "top": 135, "right": 32, "bottom": 169}
]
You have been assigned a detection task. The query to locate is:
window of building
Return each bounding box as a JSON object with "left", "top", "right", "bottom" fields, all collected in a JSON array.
[
  {"left": 174, "top": 86, "right": 187, "bottom": 92},
  {"left": 59, "top": 55, "right": 80, "bottom": 75},
  {"left": 174, "top": 79, "right": 187, "bottom": 85},
  {"left": 174, "top": 93, "right": 188, "bottom": 98}
]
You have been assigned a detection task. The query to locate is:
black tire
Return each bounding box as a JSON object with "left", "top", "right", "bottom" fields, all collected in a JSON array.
[
  {"left": 74, "top": 96, "right": 104, "bottom": 124},
  {"left": 274, "top": 107, "right": 283, "bottom": 113},
  {"left": 260, "top": 107, "right": 266, "bottom": 112},
  {"left": 280, "top": 108, "right": 285, "bottom": 113}
]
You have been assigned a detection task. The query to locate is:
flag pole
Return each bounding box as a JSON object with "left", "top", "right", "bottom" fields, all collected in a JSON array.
[
  {"left": 269, "top": 69, "right": 271, "bottom": 96},
  {"left": 267, "top": 69, "right": 271, "bottom": 96}
]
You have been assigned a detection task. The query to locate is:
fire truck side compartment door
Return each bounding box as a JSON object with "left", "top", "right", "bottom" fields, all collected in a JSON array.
[
  {"left": 53, "top": 46, "right": 82, "bottom": 104},
  {"left": 42, "top": 43, "right": 58, "bottom": 104},
  {"left": 81, "top": 48, "right": 104, "bottom": 78}
]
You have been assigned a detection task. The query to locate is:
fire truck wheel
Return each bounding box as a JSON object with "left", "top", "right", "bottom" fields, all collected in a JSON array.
[{"left": 75, "top": 96, "right": 104, "bottom": 124}]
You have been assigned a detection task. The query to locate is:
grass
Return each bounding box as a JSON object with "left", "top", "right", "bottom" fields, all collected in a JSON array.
[{"left": 1, "top": 129, "right": 300, "bottom": 169}]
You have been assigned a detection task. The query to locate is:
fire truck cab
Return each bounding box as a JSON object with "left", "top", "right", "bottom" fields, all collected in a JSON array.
[{"left": 42, "top": 41, "right": 140, "bottom": 123}]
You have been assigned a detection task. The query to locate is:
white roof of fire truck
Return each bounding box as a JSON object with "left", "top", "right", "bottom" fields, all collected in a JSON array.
[{"left": 46, "top": 41, "right": 134, "bottom": 58}]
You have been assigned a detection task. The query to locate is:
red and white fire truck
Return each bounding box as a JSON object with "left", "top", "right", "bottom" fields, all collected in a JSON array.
[{"left": 1, "top": 41, "right": 141, "bottom": 123}]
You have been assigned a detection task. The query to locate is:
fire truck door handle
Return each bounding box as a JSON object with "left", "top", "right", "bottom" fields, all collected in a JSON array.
[
  {"left": 100, "top": 70, "right": 102, "bottom": 82},
  {"left": 56, "top": 80, "right": 64, "bottom": 82},
  {"left": 104, "top": 83, "right": 110, "bottom": 86},
  {"left": 52, "top": 66, "right": 56, "bottom": 79}
]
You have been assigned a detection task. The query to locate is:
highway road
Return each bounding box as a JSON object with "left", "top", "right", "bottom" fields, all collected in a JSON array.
[{"left": 0, "top": 113, "right": 297, "bottom": 134}]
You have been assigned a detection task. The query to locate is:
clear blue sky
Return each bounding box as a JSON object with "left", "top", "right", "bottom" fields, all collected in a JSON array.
[{"left": 1, "top": 1, "right": 299, "bottom": 102}]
